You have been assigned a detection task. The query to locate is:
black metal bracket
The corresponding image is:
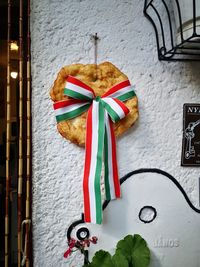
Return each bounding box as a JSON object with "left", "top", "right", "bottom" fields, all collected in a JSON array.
[{"left": 144, "top": 0, "right": 200, "bottom": 61}]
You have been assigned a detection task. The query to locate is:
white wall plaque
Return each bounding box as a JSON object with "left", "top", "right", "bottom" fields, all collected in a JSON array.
[{"left": 68, "top": 169, "right": 200, "bottom": 267}]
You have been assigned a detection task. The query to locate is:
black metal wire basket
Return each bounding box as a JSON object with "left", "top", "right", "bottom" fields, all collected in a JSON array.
[{"left": 144, "top": 0, "right": 200, "bottom": 61}]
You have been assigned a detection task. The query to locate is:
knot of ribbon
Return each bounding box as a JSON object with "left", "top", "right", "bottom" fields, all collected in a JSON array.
[{"left": 54, "top": 76, "right": 136, "bottom": 224}]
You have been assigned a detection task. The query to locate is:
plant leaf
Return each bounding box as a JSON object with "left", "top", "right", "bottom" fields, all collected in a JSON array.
[
  {"left": 116, "top": 234, "right": 150, "bottom": 267},
  {"left": 116, "top": 235, "right": 135, "bottom": 262},
  {"left": 84, "top": 235, "right": 150, "bottom": 267},
  {"left": 90, "top": 250, "right": 114, "bottom": 267},
  {"left": 131, "top": 235, "right": 150, "bottom": 267},
  {"left": 112, "top": 252, "right": 129, "bottom": 267}
]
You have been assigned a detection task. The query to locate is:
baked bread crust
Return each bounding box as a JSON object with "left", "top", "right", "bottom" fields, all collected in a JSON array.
[{"left": 50, "top": 62, "right": 139, "bottom": 146}]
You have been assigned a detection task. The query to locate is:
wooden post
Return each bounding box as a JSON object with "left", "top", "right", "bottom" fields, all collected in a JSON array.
[
  {"left": 18, "top": 0, "right": 24, "bottom": 266},
  {"left": 5, "top": 1, "right": 11, "bottom": 266},
  {"left": 25, "top": 0, "right": 32, "bottom": 266}
]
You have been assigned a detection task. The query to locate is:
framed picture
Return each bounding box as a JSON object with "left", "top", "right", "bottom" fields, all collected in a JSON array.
[{"left": 181, "top": 103, "right": 200, "bottom": 166}]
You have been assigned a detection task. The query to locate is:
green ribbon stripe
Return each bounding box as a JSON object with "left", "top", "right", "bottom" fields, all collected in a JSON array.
[
  {"left": 104, "top": 129, "right": 111, "bottom": 201},
  {"left": 101, "top": 100, "right": 120, "bottom": 123},
  {"left": 116, "top": 90, "right": 136, "bottom": 102},
  {"left": 64, "top": 88, "right": 93, "bottom": 101},
  {"left": 94, "top": 101, "right": 105, "bottom": 224},
  {"left": 56, "top": 103, "right": 90, "bottom": 122}
]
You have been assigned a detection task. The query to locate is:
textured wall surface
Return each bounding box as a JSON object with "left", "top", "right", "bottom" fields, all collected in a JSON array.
[{"left": 31, "top": 0, "right": 200, "bottom": 266}]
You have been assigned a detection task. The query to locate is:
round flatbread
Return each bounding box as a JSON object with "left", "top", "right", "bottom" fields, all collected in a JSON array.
[{"left": 50, "top": 62, "right": 138, "bottom": 146}]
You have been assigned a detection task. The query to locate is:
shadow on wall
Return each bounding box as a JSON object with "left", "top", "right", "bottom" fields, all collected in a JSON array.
[{"left": 188, "top": 62, "right": 200, "bottom": 89}]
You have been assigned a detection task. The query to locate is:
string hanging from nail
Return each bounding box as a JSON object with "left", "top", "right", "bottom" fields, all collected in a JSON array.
[{"left": 91, "top": 33, "right": 100, "bottom": 81}]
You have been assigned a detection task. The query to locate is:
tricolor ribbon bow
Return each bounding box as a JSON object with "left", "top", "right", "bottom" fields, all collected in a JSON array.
[{"left": 54, "top": 76, "right": 136, "bottom": 224}]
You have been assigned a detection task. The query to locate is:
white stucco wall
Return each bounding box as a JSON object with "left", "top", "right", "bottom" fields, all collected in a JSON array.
[{"left": 31, "top": 1, "right": 200, "bottom": 266}]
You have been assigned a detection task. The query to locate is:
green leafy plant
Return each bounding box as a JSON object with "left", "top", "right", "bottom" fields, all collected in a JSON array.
[{"left": 83, "top": 234, "right": 150, "bottom": 267}]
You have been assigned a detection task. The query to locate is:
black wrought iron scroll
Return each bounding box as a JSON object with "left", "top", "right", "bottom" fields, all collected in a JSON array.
[{"left": 144, "top": 0, "right": 200, "bottom": 61}]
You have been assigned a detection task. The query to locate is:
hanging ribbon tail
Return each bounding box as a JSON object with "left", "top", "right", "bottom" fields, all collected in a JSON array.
[
  {"left": 104, "top": 111, "right": 121, "bottom": 201},
  {"left": 83, "top": 100, "right": 105, "bottom": 224}
]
